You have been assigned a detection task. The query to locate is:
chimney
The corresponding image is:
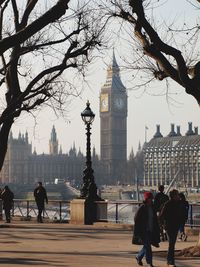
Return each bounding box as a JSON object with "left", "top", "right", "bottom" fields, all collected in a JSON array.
[
  {"left": 153, "top": 124, "right": 163, "bottom": 138},
  {"left": 176, "top": 126, "right": 181, "bottom": 136},
  {"left": 194, "top": 127, "right": 198, "bottom": 135},
  {"left": 168, "top": 123, "right": 177, "bottom": 137},
  {"left": 185, "top": 122, "right": 194, "bottom": 136}
]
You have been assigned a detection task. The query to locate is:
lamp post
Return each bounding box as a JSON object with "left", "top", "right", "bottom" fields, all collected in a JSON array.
[{"left": 80, "top": 101, "right": 100, "bottom": 201}]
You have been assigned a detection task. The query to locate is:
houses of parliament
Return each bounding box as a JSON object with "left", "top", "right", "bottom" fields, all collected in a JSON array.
[
  {"left": 0, "top": 53, "right": 137, "bottom": 186},
  {"left": 1, "top": 52, "right": 200, "bottom": 188}
]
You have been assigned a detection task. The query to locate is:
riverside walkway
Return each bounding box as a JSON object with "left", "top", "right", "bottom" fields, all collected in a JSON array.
[{"left": 0, "top": 222, "right": 198, "bottom": 267}]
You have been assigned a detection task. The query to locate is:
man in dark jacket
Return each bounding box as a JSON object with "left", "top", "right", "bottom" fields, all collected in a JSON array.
[
  {"left": 154, "top": 185, "right": 169, "bottom": 241},
  {"left": 1, "top": 185, "right": 14, "bottom": 223},
  {"left": 159, "top": 189, "right": 185, "bottom": 267},
  {"left": 154, "top": 185, "right": 169, "bottom": 213},
  {"left": 34, "top": 182, "right": 48, "bottom": 223},
  {"left": 134, "top": 191, "right": 160, "bottom": 267}
]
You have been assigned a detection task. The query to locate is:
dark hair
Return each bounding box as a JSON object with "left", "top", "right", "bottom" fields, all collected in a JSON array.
[
  {"left": 38, "top": 182, "right": 42, "bottom": 186},
  {"left": 4, "top": 185, "right": 9, "bottom": 190},
  {"left": 169, "top": 189, "right": 179, "bottom": 199},
  {"left": 158, "top": 185, "right": 164, "bottom": 192},
  {"left": 179, "top": 192, "right": 186, "bottom": 201}
]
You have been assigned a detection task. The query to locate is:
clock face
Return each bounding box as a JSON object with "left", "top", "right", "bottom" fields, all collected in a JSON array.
[
  {"left": 114, "top": 97, "right": 124, "bottom": 110},
  {"left": 100, "top": 94, "right": 109, "bottom": 112}
]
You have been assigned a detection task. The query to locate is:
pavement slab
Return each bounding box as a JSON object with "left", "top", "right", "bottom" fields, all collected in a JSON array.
[{"left": 0, "top": 223, "right": 198, "bottom": 267}]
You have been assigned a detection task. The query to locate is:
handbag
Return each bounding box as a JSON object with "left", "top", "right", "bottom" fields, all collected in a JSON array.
[{"left": 132, "top": 235, "right": 143, "bottom": 245}]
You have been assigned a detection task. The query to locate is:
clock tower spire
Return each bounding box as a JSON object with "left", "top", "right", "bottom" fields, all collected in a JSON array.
[{"left": 100, "top": 51, "right": 128, "bottom": 184}]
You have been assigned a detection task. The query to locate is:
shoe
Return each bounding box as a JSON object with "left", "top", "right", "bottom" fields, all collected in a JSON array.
[
  {"left": 135, "top": 256, "right": 143, "bottom": 266},
  {"left": 167, "top": 263, "right": 176, "bottom": 267}
]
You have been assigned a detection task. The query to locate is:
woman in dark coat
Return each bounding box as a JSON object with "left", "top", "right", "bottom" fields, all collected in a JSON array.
[{"left": 133, "top": 192, "right": 160, "bottom": 267}]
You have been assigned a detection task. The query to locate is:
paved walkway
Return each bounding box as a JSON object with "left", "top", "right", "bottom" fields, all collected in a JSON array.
[{"left": 0, "top": 222, "right": 199, "bottom": 267}]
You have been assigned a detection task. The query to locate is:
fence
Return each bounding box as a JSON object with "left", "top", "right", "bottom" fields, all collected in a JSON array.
[
  {"left": 96, "top": 200, "right": 200, "bottom": 227},
  {"left": 0, "top": 199, "right": 71, "bottom": 222},
  {"left": 0, "top": 199, "right": 199, "bottom": 227}
]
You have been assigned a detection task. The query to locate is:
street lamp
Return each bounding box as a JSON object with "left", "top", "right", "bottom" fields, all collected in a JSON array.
[{"left": 80, "top": 101, "right": 100, "bottom": 200}]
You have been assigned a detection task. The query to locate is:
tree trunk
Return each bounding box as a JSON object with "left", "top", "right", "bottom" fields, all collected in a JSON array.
[{"left": 0, "top": 120, "right": 13, "bottom": 171}]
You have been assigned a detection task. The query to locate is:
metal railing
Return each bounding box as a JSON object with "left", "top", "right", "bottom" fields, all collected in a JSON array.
[
  {"left": 96, "top": 200, "right": 200, "bottom": 227},
  {"left": 0, "top": 199, "right": 70, "bottom": 222},
  {"left": 0, "top": 199, "right": 199, "bottom": 228}
]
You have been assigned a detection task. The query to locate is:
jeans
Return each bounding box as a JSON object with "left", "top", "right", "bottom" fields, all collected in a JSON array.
[
  {"left": 36, "top": 203, "right": 44, "bottom": 222},
  {"left": 137, "top": 231, "right": 152, "bottom": 265},
  {"left": 166, "top": 229, "right": 178, "bottom": 265},
  {"left": 179, "top": 223, "right": 185, "bottom": 234}
]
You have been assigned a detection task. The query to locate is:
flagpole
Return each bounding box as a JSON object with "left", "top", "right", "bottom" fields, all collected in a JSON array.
[{"left": 145, "top": 126, "right": 148, "bottom": 143}]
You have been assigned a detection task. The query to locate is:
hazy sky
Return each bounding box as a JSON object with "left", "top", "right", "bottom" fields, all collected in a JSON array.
[{"left": 11, "top": 0, "right": 200, "bottom": 156}]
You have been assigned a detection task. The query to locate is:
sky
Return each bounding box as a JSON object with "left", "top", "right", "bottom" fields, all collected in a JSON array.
[{"left": 11, "top": 0, "right": 200, "bottom": 156}]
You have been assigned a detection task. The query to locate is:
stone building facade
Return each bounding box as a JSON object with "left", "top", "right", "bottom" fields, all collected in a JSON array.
[
  {"left": 0, "top": 127, "right": 102, "bottom": 186},
  {"left": 143, "top": 122, "right": 200, "bottom": 188}
]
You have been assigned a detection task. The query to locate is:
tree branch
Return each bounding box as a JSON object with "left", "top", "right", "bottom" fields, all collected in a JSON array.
[
  {"left": 11, "top": 0, "right": 19, "bottom": 31},
  {"left": 0, "top": 0, "right": 69, "bottom": 54},
  {"left": 20, "top": 0, "right": 38, "bottom": 28}
]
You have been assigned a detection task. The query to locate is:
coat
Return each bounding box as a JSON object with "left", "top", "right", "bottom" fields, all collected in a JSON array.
[
  {"left": 1, "top": 189, "right": 14, "bottom": 210},
  {"left": 159, "top": 199, "right": 186, "bottom": 232},
  {"left": 34, "top": 186, "right": 48, "bottom": 208},
  {"left": 154, "top": 192, "right": 169, "bottom": 212},
  {"left": 133, "top": 202, "right": 160, "bottom": 246}
]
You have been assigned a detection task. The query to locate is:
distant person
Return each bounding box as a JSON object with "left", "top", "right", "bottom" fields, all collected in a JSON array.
[
  {"left": 133, "top": 191, "right": 160, "bottom": 267},
  {"left": 159, "top": 189, "right": 185, "bottom": 267},
  {"left": 154, "top": 185, "right": 169, "bottom": 213},
  {"left": 1, "top": 185, "right": 14, "bottom": 223},
  {"left": 34, "top": 182, "right": 48, "bottom": 223},
  {"left": 178, "top": 192, "right": 189, "bottom": 241},
  {"left": 154, "top": 185, "right": 169, "bottom": 241}
]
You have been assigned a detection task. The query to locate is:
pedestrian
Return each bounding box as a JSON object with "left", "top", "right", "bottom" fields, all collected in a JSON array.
[
  {"left": 133, "top": 191, "right": 160, "bottom": 267},
  {"left": 159, "top": 189, "right": 185, "bottom": 267},
  {"left": 1, "top": 185, "right": 14, "bottom": 223},
  {"left": 178, "top": 192, "right": 189, "bottom": 242},
  {"left": 154, "top": 185, "right": 169, "bottom": 241},
  {"left": 34, "top": 182, "right": 48, "bottom": 223}
]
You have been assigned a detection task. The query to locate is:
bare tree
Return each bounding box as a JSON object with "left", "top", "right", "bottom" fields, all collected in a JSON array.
[
  {"left": 105, "top": 0, "right": 200, "bottom": 105},
  {"left": 0, "top": 0, "right": 105, "bottom": 170}
]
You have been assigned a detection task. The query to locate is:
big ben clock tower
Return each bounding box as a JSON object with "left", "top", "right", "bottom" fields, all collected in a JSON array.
[{"left": 100, "top": 51, "right": 127, "bottom": 184}]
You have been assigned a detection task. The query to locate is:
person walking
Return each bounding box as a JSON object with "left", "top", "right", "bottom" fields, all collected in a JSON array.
[
  {"left": 178, "top": 192, "right": 189, "bottom": 242},
  {"left": 154, "top": 185, "right": 169, "bottom": 213},
  {"left": 133, "top": 191, "right": 160, "bottom": 267},
  {"left": 34, "top": 182, "right": 48, "bottom": 223},
  {"left": 159, "top": 189, "right": 185, "bottom": 267},
  {"left": 154, "top": 185, "right": 169, "bottom": 241},
  {"left": 1, "top": 185, "right": 14, "bottom": 223}
]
